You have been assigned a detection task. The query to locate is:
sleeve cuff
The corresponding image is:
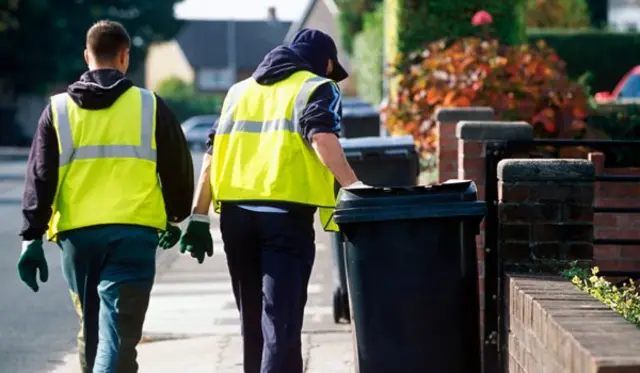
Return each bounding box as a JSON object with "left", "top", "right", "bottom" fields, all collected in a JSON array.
[{"left": 191, "top": 214, "right": 210, "bottom": 223}]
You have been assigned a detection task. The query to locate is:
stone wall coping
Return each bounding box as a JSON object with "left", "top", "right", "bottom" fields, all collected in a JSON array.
[
  {"left": 434, "top": 107, "right": 495, "bottom": 122},
  {"left": 498, "top": 159, "right": 595, "bottom": 182},
  {"left": 455, "top": 121, "right": 533, "bottom": 141},
  {"left": 508, "top": 275, "right": 640, "bottom": 368}
]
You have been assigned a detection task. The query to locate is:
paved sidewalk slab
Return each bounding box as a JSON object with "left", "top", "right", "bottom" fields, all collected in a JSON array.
[{"left": 48, "top": 332, "right": 355, "bottom": 373}]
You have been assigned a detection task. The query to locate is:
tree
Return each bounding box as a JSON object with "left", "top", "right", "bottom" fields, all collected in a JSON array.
[
  {"left": 156, "top": 77, "right": 223, "bottom": 122},
  {"left": 0, "top": 0, "right": 182, "bottom": 96},
  {"left": 336, "top": 0, "right": 383, "bottom": 54},
  {"left": 525, "top": 0, "right": 591, "bottom": 29},
  {"left": 353, "top": 5, "right": 384, "bottom": 105}
]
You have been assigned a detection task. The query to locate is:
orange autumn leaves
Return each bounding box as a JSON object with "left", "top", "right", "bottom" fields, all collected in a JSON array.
[{"left": 381, "top": 37, "right": 590, "bottom": 158}]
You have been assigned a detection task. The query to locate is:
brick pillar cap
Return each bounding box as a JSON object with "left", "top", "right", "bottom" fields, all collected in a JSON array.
[
  {"left": 456, "top": 121, "right": 533, "bottom": 141},
  {"left": 434, "top": 107, "right": 495, "bottom": 122},
  {"left": 498, "top": 159, "right": 595, "bottom": 182}
]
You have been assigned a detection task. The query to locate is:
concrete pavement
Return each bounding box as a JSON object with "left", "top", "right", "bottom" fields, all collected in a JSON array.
[
  {"left": 1, "top": 152, "right": 356, "bottom": 372},
  {"left": 49, "top": 216, "right": 355, "bottom": 373}
]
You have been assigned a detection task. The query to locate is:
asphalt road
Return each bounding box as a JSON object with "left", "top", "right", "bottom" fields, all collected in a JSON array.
[
  {"left": 0, "top": 158, "right": 77, "bottom": 373},
  {"left": 0, "top": 152, "right": 346, "bottom": 372},
  {"left": 0, "top": 153, "right": 207, "bottom": 373}
]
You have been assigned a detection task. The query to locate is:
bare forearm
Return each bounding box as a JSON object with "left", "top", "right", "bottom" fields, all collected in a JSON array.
[
  {"left": 312, "top": 133, "right": 359, "bottom": 187},
  {"left": 192, "top": 153, "right": 213, "bottom": 215}
]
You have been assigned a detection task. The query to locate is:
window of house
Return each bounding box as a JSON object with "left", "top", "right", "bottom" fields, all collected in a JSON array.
[{"left": 197, "top": 68, "right": 234, "bottom": 91}]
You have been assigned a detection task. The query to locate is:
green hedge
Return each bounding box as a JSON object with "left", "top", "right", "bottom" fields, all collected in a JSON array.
[
  {"left": 527, "top": 29, "right": 640, "bottom": 93},
  {"left": 163, "top": 96, "right": 223, "bottom": 123},
  {"left": 336, "top": 0, "right": 383, "bottom": 55},
  {"left": 156, "top": 77, "right": 223, "bottom": 122},
  {"left": 396, "top": 0, "right": 527, "bottom": 57},
  {"left": 588, "top": 103, "right": 640, "bottom": 167},
  {"left": 353, "top": 5, "right": 383, "bottom": 106}
]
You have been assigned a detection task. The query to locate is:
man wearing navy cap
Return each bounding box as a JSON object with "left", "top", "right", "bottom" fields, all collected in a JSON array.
[{"left": 177, "top": 29, "right": 364, "bottom": 372}]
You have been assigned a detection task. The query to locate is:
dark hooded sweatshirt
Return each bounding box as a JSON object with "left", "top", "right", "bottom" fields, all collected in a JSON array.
[
  {"left": 20, "top": 69, "right": 194, "bottom": 240},
  {"left": 205, "top": 46, "right": 343, "bottom": 214}
]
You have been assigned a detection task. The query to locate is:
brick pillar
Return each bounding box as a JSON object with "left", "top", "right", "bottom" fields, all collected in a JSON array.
[
  {"left": 456, "top": 121, "right": 533, "bottom": 307},
  {"left": 498, "top": 159, "right": 595, "bottom": 273},
  {"left": 434, "top": 107, "right": 494, "bottom": 184}
]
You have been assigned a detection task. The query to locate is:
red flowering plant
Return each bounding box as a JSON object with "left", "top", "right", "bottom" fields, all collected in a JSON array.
[{"left": 381, "top": 11, "right": 598, "bottom": 163}]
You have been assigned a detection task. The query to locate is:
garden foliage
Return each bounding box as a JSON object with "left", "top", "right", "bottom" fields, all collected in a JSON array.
[
  {"left": 563, "top": 266, "right": 639, "bottom": 327},
  {"left": 395, "top": 0, "right": 527, "bottom": 58},
  {"left": 527, "top": 29, "right": 640, "bottom": 93},
  {"left": 381, "top": 37, "right": 591, "bottom": 158},
  {"left": 353, "top": 4, "right": 384, "bottom": 106},
  {"left": 156, "top": 77, "right": 222, "bottom": 123},
  {"left": 524, "top": 0, "right": 590, "bottom": 29}
]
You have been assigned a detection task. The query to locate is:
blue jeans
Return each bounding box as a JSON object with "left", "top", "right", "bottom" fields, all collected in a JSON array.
[
  {"left": 220, "top": 204, "right": 316, "bottom": 373},
  {"left": 59, "top": 224, "right": 158, "bottom": 373}
]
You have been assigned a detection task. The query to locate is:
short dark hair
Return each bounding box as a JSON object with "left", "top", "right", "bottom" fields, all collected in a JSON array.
[{"left": 86, "top": 20, "right": 131, "bottom": 62}]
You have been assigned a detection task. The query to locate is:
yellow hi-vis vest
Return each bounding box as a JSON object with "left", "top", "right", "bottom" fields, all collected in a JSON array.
[
  {"left": 211, "top": 70, "right": 339, "bottom": 232},
  {"left": 46, "top": 86, "right": 167, "bottom": 241}
]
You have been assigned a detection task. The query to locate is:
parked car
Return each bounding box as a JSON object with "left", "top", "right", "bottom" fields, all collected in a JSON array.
[
  {"left": 594, "top": 65, "right": 640, "bottom": 104},
  {"left": 181, "top": 115, "right": 218, "bottom": 151}
]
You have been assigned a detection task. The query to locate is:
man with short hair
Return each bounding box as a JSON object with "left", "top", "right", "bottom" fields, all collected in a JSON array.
[
  {"left": 179, "top": 29, "right": 364, "bottom": 373},
  {"left": 17, "top": 20, "right": 193, "bottom": 372}
]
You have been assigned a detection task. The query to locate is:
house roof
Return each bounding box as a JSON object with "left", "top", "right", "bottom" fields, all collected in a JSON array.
[
  {"left": 176, "top": 20, "right": 292, "bottom": 70},
  {"left": 284, "top": 0, "right": 338, "bottom": 43}
]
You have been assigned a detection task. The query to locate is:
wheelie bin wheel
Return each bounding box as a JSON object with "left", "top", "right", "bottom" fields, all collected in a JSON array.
[
  {"left": 342, "top": 291, "right": 351, "bottom": 323},
  {"left": 332, "top": 288, "right": 343, "bottom": 324}
]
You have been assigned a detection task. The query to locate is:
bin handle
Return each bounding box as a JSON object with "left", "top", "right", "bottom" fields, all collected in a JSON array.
[
  {"left": 344, "top": 151, "right": 363, "bottom": 160},
  {"left": 344, "top": 149, "right": 410, "bottom": 160},
  {"left": 383, "top": 149, "right": 410, "bottom": 157}
]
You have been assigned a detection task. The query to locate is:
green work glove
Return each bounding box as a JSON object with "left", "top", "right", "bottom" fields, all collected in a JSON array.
[
  {"left": 179, "top": 214, "right": 213, "bottom": 264},
  {"left": 158, "top": 222, "right": 181, "bottom": 249},
  {"left": 17, "top": 239, "right": 49, "bottom": 292}
]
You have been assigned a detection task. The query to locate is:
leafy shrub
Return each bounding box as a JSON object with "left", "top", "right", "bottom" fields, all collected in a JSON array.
[
  {"left": 525, "top": 0, "right": 590, "bottom": 28},
  {"left": 563, "top": 266, "right": 640, "bottom": 327},
  {"left": 381, "top": 37, "right": 591, "bottom": 159},
  {"left": 353, "top": 4, "right": 383, "bottom": 106},
  {"left": 156, "top": 77, "right": 222, "bottom": 123},
  {"left": 527, "top": 29, "right": 640, "bottom": 93},
  {"left": 395, "top": 0, "right": 527, "bottom": 59},
  {"left": 587, "top": 103, "right": 640, "bottom": 167},
  {"left": 335, "top": 0, "right": 383, "bottom": 55}
]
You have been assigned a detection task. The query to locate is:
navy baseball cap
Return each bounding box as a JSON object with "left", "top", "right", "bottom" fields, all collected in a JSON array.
[{"left": 289, "top": 29, "right": 349, "bottom": 82}]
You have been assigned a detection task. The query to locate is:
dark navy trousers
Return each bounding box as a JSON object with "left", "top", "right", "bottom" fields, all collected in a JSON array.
[
  {"left": 220, "top": 204, "right": 316, "bottom": 373},
  {"left": 58, "top": 225, "right": 158, "bottom": 373}
]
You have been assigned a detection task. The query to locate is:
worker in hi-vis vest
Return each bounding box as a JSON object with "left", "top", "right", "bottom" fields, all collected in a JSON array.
[
  {"left": 177, "top": 28, "right": 368, "bottom": 373},
  {"left": 17, "top": 20, "right": 194, "bottom": 372}
]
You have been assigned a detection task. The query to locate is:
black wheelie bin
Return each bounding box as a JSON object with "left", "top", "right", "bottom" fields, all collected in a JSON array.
[
  {"left": 334, "top": 180, "right": 486, "bottom": 373},
  {"left": 331, "top": 135, "right": 419, "bottom": 324},
  {"left": 340, "top": 98, "right": 381, "bottom": 138}
]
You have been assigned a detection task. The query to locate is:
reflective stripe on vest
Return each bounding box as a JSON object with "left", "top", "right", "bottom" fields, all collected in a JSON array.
[
  {"left": 211, "top": 72, "right": 340, "bottom": 232},
  {"left": 216, "top": 76, "right": 327, "bottom": 136},
  {"left": 51, "top": 89, "right": 156, "bottom": 166}
]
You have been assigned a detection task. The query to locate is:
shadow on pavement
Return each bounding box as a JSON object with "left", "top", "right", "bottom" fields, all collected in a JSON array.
[{"left": 0, "top": 198, "right": 21, "bottom": 205}]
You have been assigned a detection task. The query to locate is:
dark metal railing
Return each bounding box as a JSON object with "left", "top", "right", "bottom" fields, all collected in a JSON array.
[{"left": 481, "top": 138, "right": 640, "bottom": 373}]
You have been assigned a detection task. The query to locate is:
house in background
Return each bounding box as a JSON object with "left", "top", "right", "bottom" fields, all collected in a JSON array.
[
  {"left": 284, "top": 0, "right": 357, "bottom": 97},
  {"left": 145, "top": 7, "right": 291, "bottom": 93}
]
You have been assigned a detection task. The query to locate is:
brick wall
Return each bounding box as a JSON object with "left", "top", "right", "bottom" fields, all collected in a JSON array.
[
  {"left": 456, "top": 121, "right": 533, "bottom": 318},
  {"left": 434, "top": 107, "right": 494, "bottom": 184},
  {"left": 589, "top": 152, "right": 640, "bottom": 275},
  {"left": 506, "top": 275, "right": 640, "bottom": 373},
  {"left": 497, "top": 159, "right": 594, "bottom": 273},
  {"left": 498, "top": 159, "right": 640, "bottom": 373}
]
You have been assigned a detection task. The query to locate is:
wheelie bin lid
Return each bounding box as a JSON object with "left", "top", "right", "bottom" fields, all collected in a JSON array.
[
  {"left": 339, "top": 135, "right": 416, "bottom": 158},
  {"left": 334, "top": 180, "right": 487, "bottom": 224}
]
